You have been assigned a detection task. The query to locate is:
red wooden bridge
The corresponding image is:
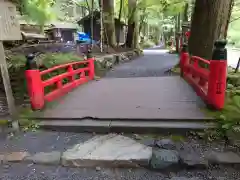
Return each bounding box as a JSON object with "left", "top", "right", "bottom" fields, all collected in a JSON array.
[{"left": 25, "top": 40, "right": 227, "bottom": 133}]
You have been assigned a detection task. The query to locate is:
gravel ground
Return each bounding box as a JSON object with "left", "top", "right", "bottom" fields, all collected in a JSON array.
[
  {"left": 105, "top": 48, "right": 179, "bottom": 78},
  {"left": 0, "top": 131, "right": 239, "bottom": 180},
  {"left": 0, "top": 131, "right": 93, "bottom": 153},
  {"left": 0, "top": 162, "right": 239, "bottom": 180}
]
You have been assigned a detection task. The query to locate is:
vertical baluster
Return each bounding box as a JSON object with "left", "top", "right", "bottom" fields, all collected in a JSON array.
[{"left": 68, "top": 64, "right": 74, "bottom": 82}]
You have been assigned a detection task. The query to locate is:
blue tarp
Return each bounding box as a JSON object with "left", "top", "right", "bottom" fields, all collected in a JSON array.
[{"left": 77, "top": 32, "right": 98, "bottom": 44}]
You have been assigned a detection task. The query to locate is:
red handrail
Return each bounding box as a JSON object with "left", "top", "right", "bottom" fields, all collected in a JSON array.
[
  {"left": 180, "top": 49, "right": 227, "bottom": 110},
  {"left": 40, "top": 60, "right": 89, "bottom": 75},
  {"left": 25, "top": 57, "right": 95, "bottom": 110}
]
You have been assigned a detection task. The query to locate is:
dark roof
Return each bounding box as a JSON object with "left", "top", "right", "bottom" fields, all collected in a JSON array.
[
  {"left": 46, "top": 22, "right": 78, "bottom": 30},
  {"left": 78, "top": 11, "right": 126, "bottom": 26},
  {"left": 21, "top": 32, "right": 47, "bottom": 39}
]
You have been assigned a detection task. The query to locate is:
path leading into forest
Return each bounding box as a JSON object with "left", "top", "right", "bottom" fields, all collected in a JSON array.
[
  {"left": 0, "top": 46, "right": 239, "bottom": 180},
  {"left": 105, "top": 47, "right": 178, "bottom": 78}
]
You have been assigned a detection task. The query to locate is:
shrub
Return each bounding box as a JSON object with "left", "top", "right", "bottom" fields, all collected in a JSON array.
[{"left": 4, "top": 52, "right": 84, "bottom": 103}]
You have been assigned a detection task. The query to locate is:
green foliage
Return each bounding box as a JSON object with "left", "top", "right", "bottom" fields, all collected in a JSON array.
[
  {"left": 39, "top": 53, "right": 82, "bottom": 68},
  {"left": 8, "top": 53, "right": 82, "bottom": 70},
  {"left": 228, "top": 0, "right": 240, "bottom": 47},
  {"left": 205, "top": 80, "right": 240, "bottom": 141},
  {"left": 6, "top": 52, "right": 84, "bottom": 102},
  {"left": 22, "top": 0, "right": 57, "bottom": 29},
  {"left": 18, "top": 107, "right": 39, "bottom": 132}
]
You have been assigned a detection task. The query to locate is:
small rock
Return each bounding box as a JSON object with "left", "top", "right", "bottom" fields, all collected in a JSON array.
[
  {"left": 25, "top": 151, "right": 61, "bottom": 165},
  {"left": 217, "top": 177, "right": 226, "bottom": 180},
  {"left": 1, "top": 152, "right": 30, "bottom": 162},
  {"left": 133, "top": 134, "right": 142, "bottom": 140},
  {"left": 156, "top": 139, "right": 176, "bottom": 150},
  {"left": 27, "top": 163, "right": 34, "bottom": 167},
  {"left": 169, "top": 172, "right": 176, "bottom": 178},
  {"left": 205, "top": 151, "right": 240, "bottom": 164},
  {"left": 168, "top": 177, "right": 200, "bottom": 180},
  {"left": 180, "top": 152, "right": 208, "bottom": 169},
  {"left": 227, "top": 84, "right": 234, "bottom": 89},
  {"left": 3, "top": 164, "right": 10, "bottom": 169},
  {"left": 140, "top": 138, "right": 155, "bottom": 147},
  {"left": 150, "top": 149, "right": 179, "bottom": 169},
  {"left": 95, "top": 166, "right": 101, "bottom": 171}
]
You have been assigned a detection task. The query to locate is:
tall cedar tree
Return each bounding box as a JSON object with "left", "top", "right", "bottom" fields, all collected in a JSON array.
[{"left": 189, "top": 0, "right": 232, "bottom": 59}]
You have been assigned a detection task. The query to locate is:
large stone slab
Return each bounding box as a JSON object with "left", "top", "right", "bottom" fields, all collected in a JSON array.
[
  {"left": 150, "top": 149, "right": 179, "bottom": 169},
  {"left": 205, "top": 151, "right": 240, "bottom": 164},
  {"left": 25, "top": 151, "right": 61, "bottom": 165},
  {"left": 61, "top": 134, "right": 152, "bottom": 167}
]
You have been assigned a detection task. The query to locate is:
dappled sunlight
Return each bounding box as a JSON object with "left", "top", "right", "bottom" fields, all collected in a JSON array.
[{"left": 143, "top": 49, "right": 170, "bottom": 54}]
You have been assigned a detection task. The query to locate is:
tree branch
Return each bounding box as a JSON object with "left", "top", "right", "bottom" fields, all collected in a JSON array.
[{"left": 230, "top": 16, "right": 240, "bottom": 22}]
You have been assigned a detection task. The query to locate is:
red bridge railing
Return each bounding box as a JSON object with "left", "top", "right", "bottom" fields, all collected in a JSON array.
[
  {"left": 180, "top": 40, "right": 227, "bottom": 110},
  {"left": 25, "top": 55, "right": 95, "bottom": 110}
]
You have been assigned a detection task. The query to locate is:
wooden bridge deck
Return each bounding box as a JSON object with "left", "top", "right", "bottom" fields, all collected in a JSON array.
[{"left": 41, "top": 76, "right": 208, "bottom": 120}]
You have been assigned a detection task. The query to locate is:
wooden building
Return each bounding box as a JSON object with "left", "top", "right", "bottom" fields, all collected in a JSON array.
[
  {"left": 77, "top": 11, "right": 126, "bottom": 44},
  {"left": 45, "top": 22, "right": 78, "bottom": 43}
]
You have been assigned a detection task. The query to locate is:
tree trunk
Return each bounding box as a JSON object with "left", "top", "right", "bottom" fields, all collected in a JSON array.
[
  {"left": 175, "top": 13, "right": 181, "bottom": 53},
  {"left": 99, "top": 0, "right": 104, "bottom": 52},
  {"left": 183, "top": 2, "right": 189, "bottom": 21},
  {"left": 132, "top": 9, "right": 139, "bottom": 49},
  {"left": 90, "top": 0, "right": 94, "bottom": 46},
  {"left": 189, "top": 0, "right": 232, "bottom": 59},
  {"left": 117, "top": 0, "right": 123, "bottom": 46},
  {"left": 103, "top": 0, "right": 116, "bottom": 47},
  {"left": 223, "top": 0, "right": 234, "bottom": 39},
  {"left": 126, "top": 0, "right": 137, "bottom": 48}
]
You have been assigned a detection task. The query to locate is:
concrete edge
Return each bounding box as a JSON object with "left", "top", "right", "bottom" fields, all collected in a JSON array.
[
  {"left": 25, "top": 116, "right": 216, "bottom": 122},
  {"left": 37, "top": 119, "right": 216, "bottom": 135}
]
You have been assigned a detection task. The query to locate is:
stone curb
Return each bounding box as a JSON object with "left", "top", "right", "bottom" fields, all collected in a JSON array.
[
  {"left": 1, "top": 150, "right": 240, "bottom": 169},
  {"left": 94, "top": 50, "right": 142, "bottom": 70},
  {"left": 1, "top": 146, "right": 240, "bottom": 170}
]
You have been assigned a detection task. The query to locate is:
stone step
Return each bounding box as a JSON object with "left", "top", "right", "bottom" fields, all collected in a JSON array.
[
  {"left": 35, "top": 116, "right": 215, "bottom": 122},
  {"left": 38, "top": 119, "right": 216, "bottom": 134}
]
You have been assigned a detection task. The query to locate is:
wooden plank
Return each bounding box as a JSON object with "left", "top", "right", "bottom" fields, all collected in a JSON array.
[
  {"left": 0, "top": 1, "right": 21, "bottom": 41},
  {"left": 0, "top": 41, "right": 18, "bottom": 129},
  {"left": 0, "top": 1, "right": 20, "bottom": 130}
]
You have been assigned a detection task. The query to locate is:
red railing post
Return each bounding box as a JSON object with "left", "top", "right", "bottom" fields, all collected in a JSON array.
[
  {"left": 67, "top": 65, "right": 74, "bottom": 82},
  {"left": 87, "top": 51, "right": 95, "bottom": 80},
  {"left": 25, "top": 54, "right": 44, "bottom": 110},
  {"left": 180, "top": 44, "right": 189, "bottom": 77},
  {"left": 207, "top": 40, "right": 227, "bottom": 110}
]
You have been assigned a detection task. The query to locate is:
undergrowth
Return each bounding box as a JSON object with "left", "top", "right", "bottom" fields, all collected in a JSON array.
[
  {"left": 18, "top": 107, "right": 39, "bottom": 131},
  {"left": 203, "top": 70, "right": 240, "bottom": 144},
  {"left": 170, "top": 65, "right": 240, "bottom": 143},
  {"left": 4, "top": 53, "right": 84, "bottom": 101}
]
